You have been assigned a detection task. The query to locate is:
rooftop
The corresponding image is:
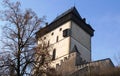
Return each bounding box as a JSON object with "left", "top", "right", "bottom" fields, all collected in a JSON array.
[{"left": 36, "top": 7, "right": 94, "bottom": 39}]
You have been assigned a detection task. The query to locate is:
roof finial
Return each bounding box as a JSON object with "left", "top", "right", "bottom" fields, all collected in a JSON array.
[{"left": 74, "top": 0, "right": 76, "bottom": 7}]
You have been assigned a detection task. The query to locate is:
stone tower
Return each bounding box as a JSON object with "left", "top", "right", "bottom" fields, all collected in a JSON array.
[{"left": 36, "top": 7, "right": 94, "bottom": 67}]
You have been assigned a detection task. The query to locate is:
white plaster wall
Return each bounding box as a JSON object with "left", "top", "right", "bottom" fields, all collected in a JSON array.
[
  {"left": 52, "top": 37, "right": 70, "bottom": 58},
  {"left": 71, "top": 21, "right": 91, "bottom": 50},
  {"left": 38, "top": 21, "right": 71, "bottom": 46},
  {"left": 37, "top": 21, "right": 71, "bottom": 67}
]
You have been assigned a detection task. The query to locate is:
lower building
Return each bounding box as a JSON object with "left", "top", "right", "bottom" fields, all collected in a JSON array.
[{"left": 56, "top": 52, "right": 114, "bottom": 76}]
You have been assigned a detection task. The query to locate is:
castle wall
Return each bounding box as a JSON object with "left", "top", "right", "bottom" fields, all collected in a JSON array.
[
  {"left": 55, "top": 52, "right": 114, "bottom": 76},
  {"left": 37, "top": 21, "right": 72, "bottom": 67},
  {"left": 56, "top": 52, "right": 78, "bottom": 76},
  {"left": 50, "top": 37, "right": 70, "bottom": 67},
  {"left": 37, "top": 20, "right": 92, "bottom": 66},
  {"left": 70, "top": 58, "right": 114, "bottom": 76},
  {"left": 70, "top": 21, "right": 91, "bottom": 61},
  {"left": 70, "top": 38, "right": 91, "bottom": 62},
  {"left": 71, "top": 21, "right": 91, "bottom": 51},
  {"left": 38, "top": 21, "right": 71, "bottom": 45}
]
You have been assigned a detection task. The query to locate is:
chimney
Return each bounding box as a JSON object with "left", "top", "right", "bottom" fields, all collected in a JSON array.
[
  {"left": 82, "top": 18, "right": 86, "bottom": 22},
  {"left": 45, "top": 22, "right": 48, "bottom": 26}
]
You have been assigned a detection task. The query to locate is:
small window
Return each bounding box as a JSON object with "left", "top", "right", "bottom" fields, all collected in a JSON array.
[
  {"left": 56, "top": 36, "right": 59, "bottom": 42},
  {"left": 51, "top": 32, "right": 54, "bottom": 35},
  {"left": 59, "top": 28, "right": 62, "bottom": 31},
  {"left": 52, "top": 49, "right": 56, "bottom": 60},
  {"left": 44, "top": 37, "right": 46, "bottom": 40}
]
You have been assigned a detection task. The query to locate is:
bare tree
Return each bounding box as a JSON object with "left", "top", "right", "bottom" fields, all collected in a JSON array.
[
  {"left": 32, "top": 39, "right": 52, "bottom": 76},
  {"left": 0, "top": 0, "right": 54, "bottom": 76}
]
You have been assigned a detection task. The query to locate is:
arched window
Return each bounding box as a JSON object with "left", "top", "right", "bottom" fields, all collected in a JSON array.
[{"left": 52, "top": 49, "right": 56, "bottom": 60}]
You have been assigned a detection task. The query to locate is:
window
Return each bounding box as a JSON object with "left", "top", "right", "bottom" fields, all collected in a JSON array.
[
  {"left": 52, "top": 49, "right": 56, "bottom": 60},
  {"left": 44, "top": 37, "right": 46, "bottom": 40},
  {"left": 59, "top": 28, "right": 62, "bottom": 31},
  {"left": 63, "top": 29, "right": 71, "bottom": 37},
  {"left": 48, "top": 41, "right": 50, "bottom": 47},
  {"left": 51, "top": 32, "right": 54, "bottom": 35},
  {"left": 56, "top": 36, "right": 59, "bottom": 42}
]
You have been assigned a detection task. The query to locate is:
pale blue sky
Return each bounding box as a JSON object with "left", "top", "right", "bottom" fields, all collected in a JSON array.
[{"left": 0, "top": 0, "right": 120, "bottom": 65}]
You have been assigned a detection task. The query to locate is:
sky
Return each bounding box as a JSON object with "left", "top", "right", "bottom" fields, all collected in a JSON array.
[{"left": 0, "top": 0, "right": 120, "bottom": 65}]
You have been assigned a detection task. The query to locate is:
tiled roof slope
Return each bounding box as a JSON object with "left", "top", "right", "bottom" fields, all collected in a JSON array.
[
  {"left": 53, "top": 7, "right": 82, "bottom": 22},
  {"left": 36, "top": 7, "right": 94, "bottom": 39}
]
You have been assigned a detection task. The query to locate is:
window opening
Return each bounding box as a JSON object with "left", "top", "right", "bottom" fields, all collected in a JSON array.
[
  {"left": 56, "top": 36, "right": 59, "bottom": 42},
  {"left": 52, "top": 49, "right": 56, "bottom": 60}
]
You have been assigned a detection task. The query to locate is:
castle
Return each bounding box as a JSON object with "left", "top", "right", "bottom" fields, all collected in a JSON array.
[{"left": 36, "top": 7, "right": 114, "bottom": 76}]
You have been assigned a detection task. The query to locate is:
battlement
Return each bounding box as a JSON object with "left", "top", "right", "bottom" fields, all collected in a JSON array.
[
  {"left": 56, "top": 52, "right": 77, "bottom": 68},
  {"left": 53, "top": 52, "right": 114, "bottom": 76}
]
